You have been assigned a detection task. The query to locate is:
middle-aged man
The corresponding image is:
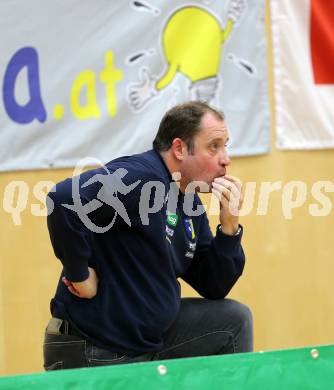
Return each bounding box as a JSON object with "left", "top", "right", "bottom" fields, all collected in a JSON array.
[{"left": 44, "top": 101, "right": 253, "bottom": 370}]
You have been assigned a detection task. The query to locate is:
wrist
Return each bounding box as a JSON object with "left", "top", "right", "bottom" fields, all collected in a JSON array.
[{"left": 219, "top": 224, "right": 241, "bottom": 236}]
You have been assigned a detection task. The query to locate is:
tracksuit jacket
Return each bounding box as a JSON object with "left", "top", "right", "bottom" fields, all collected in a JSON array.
[{"left": 47, "top": 149, "right": 245, "bottom": 354}]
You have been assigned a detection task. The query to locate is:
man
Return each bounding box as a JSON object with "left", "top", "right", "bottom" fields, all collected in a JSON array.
[{"left": 44, "top": 101, "right": 253, "bottom": 370}]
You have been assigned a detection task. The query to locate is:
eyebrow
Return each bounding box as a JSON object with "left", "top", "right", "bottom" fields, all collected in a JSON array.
[{"left": 207, "top": 137, "right": 229, "bottom": 143}]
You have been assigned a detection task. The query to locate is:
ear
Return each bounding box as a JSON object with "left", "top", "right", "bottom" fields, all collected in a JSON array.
[{"left": 171, "top": 138, "right": 187, "bottom": 161}]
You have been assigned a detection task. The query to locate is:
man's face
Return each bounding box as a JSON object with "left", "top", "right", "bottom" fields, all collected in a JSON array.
[{"left": 180, "top": 112, "right": 231, "bottom": 192}]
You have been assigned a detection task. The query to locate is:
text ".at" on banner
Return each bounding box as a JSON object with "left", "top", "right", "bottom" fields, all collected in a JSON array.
[{"left": 2, "top": 47, "right": 123, "bottom": 124}]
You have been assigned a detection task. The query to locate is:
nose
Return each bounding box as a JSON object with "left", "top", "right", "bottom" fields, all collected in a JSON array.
[{"left": 219, "top": 149, "right": 231, "bottom": 166}]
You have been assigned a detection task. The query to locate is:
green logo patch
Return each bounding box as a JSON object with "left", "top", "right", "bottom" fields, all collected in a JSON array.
[{"left": 166, "top": 213, "right": 178, "bottom": 227}]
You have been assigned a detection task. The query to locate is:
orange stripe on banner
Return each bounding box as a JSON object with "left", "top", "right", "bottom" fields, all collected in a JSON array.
[{"left": 310, "top": 0, "right": 334, "bottom": 84}]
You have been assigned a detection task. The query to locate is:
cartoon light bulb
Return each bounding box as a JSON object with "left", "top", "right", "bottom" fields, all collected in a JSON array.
[{"left": 128, "top": 0, "right": 246, "bottom": 111}]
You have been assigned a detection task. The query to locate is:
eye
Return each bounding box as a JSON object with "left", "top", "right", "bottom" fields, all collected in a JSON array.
[{"left": 209, "top": 143, "right": 218, "bottom": 151}]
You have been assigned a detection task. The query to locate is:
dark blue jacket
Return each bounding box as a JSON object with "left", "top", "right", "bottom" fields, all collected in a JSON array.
[{"left": 47, "top": 149, "right": 245, "bottom": 354}]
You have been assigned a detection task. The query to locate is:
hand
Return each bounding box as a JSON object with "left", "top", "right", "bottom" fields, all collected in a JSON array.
[
  {"left": 227, "top": 0, "right": 246, "bottom": 23},
  {"left": 128, "top": 67, "right": 157, "bottom": 111},
  {"left": 212, "top": 175, "right": 244, "bottom": 235},
  {"left": 62, "top": 267, "right": 98, "bottom": 299}
]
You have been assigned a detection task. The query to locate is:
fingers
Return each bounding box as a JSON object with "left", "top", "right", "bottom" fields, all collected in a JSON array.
[
  {"left": 213, "top": 177, "right": 240, "bottom": 200},
  {"left": 215, "top": 175, "right": 242, "bottom": 191},
  {"left": 62, "top": 276, "right": 82, "bottom": 298},
  {"left": 67, "top": 285, "right": 81, "bottom": 298},
  {"left": 212, "top": 187, "right": 225, "bottom": 203},
  {"left": 212, "top": 175, "right": 244, "bottom": 208},
  {"left": 214, "top": 175, "right": 243, "bottom": 196},
  {"left": 212, "top": 182, "right": 232, "bottom": 202},
  {"left": 62, "top": 268, "right": 98, "bottom": 299},
  {"left": 61, "top": 276, "right": 71, "bottom": 287}
]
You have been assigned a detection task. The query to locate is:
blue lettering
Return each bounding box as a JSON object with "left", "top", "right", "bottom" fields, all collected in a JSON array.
[{"left": 2, "top": 47, "right": 47, "bottom": 124}]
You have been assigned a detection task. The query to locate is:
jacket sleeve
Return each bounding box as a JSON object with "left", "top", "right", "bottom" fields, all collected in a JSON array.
[
  {"left": 46, "top": 165, "right": 141, "bottom": 282},
  {"left": 181, "top": 212, "right": 245, "bottom": 299}
]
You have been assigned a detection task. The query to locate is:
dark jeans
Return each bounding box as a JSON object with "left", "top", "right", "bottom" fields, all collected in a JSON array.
[{"left": 43, "top": 298, "right": 253, "bottom": 370}]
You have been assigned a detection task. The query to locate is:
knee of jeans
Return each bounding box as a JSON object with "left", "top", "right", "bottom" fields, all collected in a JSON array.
[
  {"left": 214, "top": 299, "right": 253, "bottom": 329},
  {"left": 230, "top": 300, "right": 253, "bottom": 329}
]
